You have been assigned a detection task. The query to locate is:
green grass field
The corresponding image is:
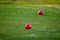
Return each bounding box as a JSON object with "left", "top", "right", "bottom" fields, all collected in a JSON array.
[
  {"left": 0, "top": 0, "right": 60, "bottom": 4},
  {"left": 0, "top": 4, "right": 60, "bottom": 40}
]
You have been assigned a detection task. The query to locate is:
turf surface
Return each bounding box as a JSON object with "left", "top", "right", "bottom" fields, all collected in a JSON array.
[
  {"left": 0, "top": 0, "right": 60, "bottom": 4},
  {"left": 0, "top": 4, "right": 60, "bottom": 40}
]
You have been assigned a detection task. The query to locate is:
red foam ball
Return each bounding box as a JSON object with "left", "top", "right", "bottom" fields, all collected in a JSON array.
[
  {"left": 38, "top": 10, "right": 44, "bottom": 15},
  {"left": 25, "top": 23, "right": 31, "bottom": 29}
]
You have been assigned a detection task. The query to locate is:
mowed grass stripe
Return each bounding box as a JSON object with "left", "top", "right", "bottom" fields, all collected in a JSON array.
[{"left": 0, "top": 5, "right": 60, "bottom": 17}]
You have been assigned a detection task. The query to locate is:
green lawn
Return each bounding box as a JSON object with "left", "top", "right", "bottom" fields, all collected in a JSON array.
[
  {"left": 0, "top": 4, "right": 60, "bottom": 40},
  {"left": 0, "top": 0, "right": 60, "bottom": 4}
]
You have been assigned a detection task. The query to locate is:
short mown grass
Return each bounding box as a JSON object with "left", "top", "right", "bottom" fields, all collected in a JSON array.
[{"left": 0, "top": 4, "right": 60, "bottom": 40}]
